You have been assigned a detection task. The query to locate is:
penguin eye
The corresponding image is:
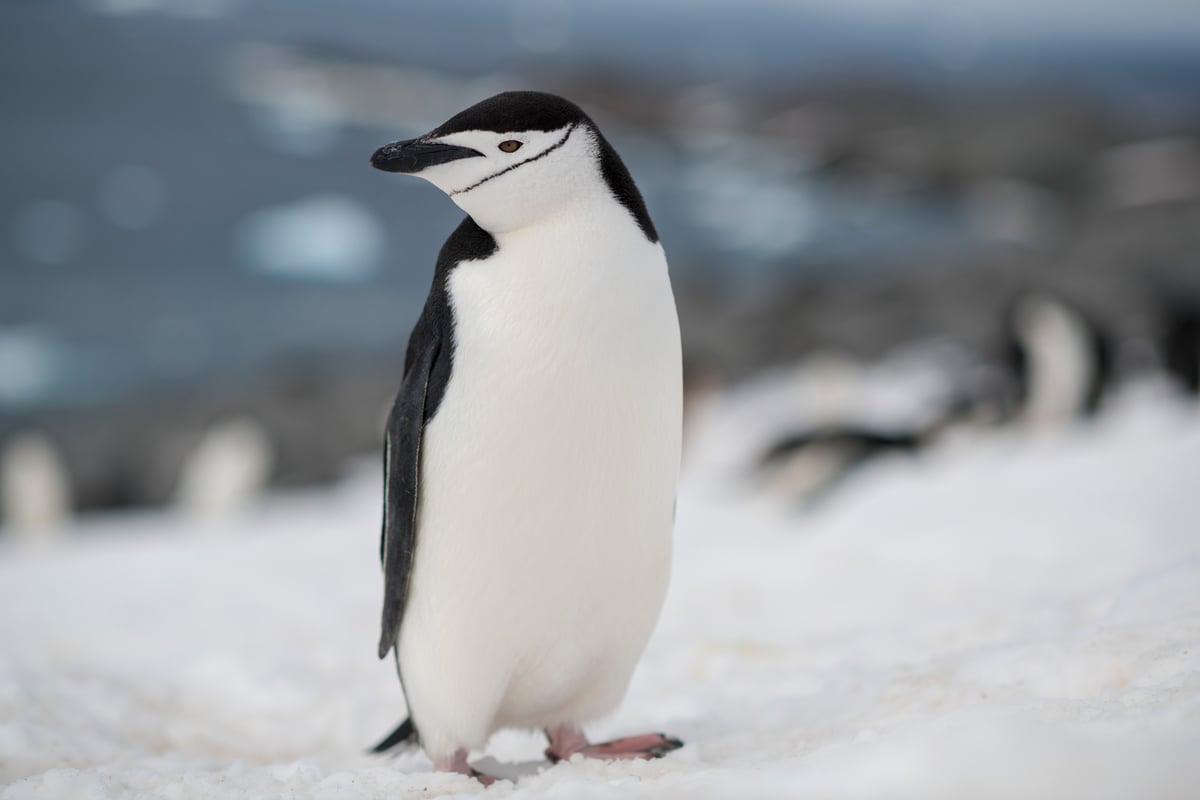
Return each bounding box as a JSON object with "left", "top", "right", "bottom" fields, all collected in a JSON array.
[{"left": 498, "top": 140, "right": 523, "bottom": 153}]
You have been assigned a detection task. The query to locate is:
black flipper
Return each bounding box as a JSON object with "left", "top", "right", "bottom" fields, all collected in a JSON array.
[
  {"left": 378, "top": 331, "right": 439, "bottom": 659},
  {"left": 371, "top": 218, "right": 497, "bottom": 753},
  {"left": 371, "top": 716, "right": 419, "bottom": 753},
  {"left": 377, "top": 217, "right": 494, "bottom": 659}
]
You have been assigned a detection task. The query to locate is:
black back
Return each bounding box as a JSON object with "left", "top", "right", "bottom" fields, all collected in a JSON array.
[{"left": 593, "top": 126, "right": 659, "bottom": 243}]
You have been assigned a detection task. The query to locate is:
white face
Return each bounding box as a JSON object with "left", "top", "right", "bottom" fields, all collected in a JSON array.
[{"left": 405, "top": 124, "right": 604, "bottom": 233}]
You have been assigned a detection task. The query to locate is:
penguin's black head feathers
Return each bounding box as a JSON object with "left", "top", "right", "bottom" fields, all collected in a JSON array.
[
  {"left": 431, "top": 91, "right": 589, "bottom": 136},
  {"left": 371, "top": 91, "right": 657, "bottom": 242}
]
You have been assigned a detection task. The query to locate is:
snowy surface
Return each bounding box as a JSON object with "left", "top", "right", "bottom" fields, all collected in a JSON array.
[{"left": 2, "top": 380, "right": 1200, "bottom": 799}]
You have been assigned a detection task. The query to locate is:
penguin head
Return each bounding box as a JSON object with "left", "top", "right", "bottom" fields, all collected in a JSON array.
[
  {"left": 1011, "top": 292, "right": 1073, "bottom": 345},
  {"left": 371, "top": 91, "right": 635, "bottom": 234}
]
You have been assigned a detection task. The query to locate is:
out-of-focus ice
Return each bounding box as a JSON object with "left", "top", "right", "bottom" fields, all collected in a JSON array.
[
  {"left": 236, "top": 194, "right": 384, "bottom": 283},
  {"left": 97, "top": 165, "right": 167, "bottom": 231},
  {"left": 1, "top": 381, "right": 1197, "bottom": 798},
  {"left": 0, "top": 328, "right": 64, "bottom": 407}
]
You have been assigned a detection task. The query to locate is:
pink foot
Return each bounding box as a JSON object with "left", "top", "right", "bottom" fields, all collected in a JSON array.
[
  {"left": 434, "top": 749, "right": 498, "bottom": 786},
  {"left": 545, "top": 725, "right": 683, "bottom": 763}
]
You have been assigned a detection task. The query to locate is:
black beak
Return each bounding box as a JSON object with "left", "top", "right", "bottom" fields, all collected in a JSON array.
[{"left": 370, "top": 138, "right": 483, "bottom": 173}]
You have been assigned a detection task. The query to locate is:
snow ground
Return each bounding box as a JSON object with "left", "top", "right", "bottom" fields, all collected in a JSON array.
[{"left": 2, "top": 381, "right": 1199, "bottom": 799}]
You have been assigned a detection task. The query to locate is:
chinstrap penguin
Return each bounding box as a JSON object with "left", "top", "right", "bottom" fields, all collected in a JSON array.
[
  {"left": 368, "top": 92, "right": 684, "bottom": 784},
  {"left": 1002, "top": 291, "right": 1113, "bottom": 428},
  {"left": 756, "top": 425, "right": 926, "bottom": 507}
]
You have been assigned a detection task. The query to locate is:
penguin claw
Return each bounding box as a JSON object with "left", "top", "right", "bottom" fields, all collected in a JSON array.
[{"left": 643, "top": 734, "right": 685, "bottom": 758}]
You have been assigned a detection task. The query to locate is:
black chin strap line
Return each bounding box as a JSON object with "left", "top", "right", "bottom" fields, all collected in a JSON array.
[{"left": 450, "top": 122, "right": 579, "bottom": 197}]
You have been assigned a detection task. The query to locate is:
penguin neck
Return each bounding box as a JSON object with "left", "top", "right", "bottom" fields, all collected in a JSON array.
[{"left": 471, "top": 182, "right": 631, "bottom": 244}]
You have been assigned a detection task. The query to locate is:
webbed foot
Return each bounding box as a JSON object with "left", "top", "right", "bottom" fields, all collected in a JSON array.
[{"left": 544, "top": 725, "right": 683, "bottom": 763}]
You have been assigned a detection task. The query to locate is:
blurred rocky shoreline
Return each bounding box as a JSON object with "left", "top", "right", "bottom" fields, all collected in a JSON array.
[{"left": 4, "top": 13, "right": 1200, "bottom": 523}]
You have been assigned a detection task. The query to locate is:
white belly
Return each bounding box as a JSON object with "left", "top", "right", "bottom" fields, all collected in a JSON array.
[{"left": 397, "top": 207, "right": 682, "bottom": 759}]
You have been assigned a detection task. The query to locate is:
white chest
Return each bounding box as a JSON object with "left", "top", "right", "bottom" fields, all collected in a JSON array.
[
  {"left": 450, "top": 207, "right": 677, "bottom": 381},
  {"left": 398, "top": 206, "right": 683, "bottom": 744}
]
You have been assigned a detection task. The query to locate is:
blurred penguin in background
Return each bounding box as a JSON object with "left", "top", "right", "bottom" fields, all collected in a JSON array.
[
  {"left": 1001, "top": 291, "right": 1114, "bottom": 429},
  {"left": 0, "top": 431, "right": 72, "bottom": 541},
  {"left": 1162, "top": 302, "right": 1200, "bottom": 401}
]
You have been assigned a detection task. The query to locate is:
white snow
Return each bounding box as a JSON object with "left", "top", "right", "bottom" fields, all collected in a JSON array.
[{"left": 2, "top": 379, "right": 1199, "bottom": 799}]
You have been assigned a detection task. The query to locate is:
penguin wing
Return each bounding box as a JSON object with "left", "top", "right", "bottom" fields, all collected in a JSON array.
[
  {"left": 375, "top": 217, "right": 494, "bottom": 662},
  {"left": 377, "top": 321, "right": 442, "bottom": 660}
]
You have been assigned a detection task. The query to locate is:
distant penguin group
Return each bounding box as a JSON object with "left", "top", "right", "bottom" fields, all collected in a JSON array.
[
  {"left": 751, "top": 289, "right": 1150, "bottom": 508},
  {"left": 0, "top": 414, "right": 275, "bottom": 536},
  {"left": 0, "top": 369, "right": 397, "bottom": 535}
]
